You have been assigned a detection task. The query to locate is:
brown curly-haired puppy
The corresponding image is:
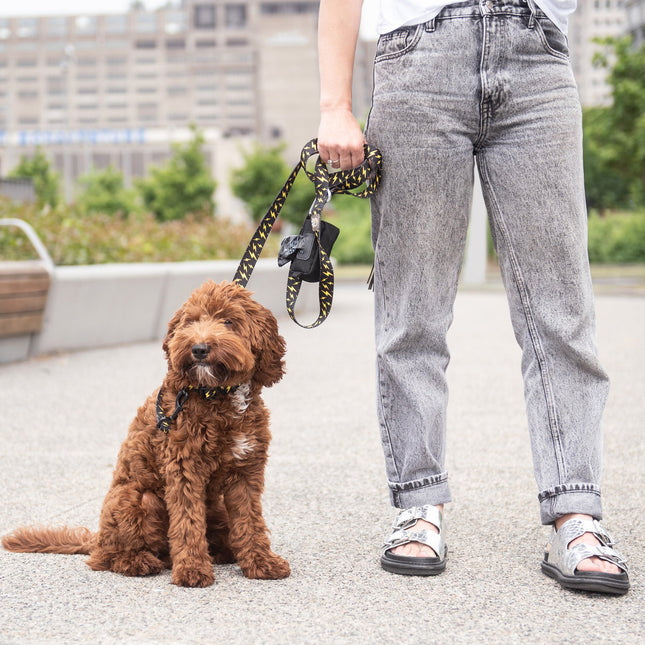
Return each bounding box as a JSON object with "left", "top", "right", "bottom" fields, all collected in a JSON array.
[{"left": 2, "top": 280, "right": 290, "bottom": 587}]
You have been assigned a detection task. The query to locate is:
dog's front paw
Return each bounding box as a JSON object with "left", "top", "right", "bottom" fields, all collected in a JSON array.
[
  {"left": 171, "top": 561, "right": 215, "bottom": 588},
  {"left": 241, "top": 553, "right": 291, "bottom": 580}
]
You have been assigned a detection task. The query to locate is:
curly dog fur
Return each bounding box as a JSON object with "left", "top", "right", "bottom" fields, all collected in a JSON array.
[{"left": 2, "top": 280, "right": 290, "bottom": 587}]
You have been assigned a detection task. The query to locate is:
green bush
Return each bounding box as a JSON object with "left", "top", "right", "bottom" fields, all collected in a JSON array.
[
  {"left": 76, "top": 166, "right": 141, "bottom": 217},
  {"left": 587, "top": 210, "right": 645, "bottom": 263},
  {"left": 8, "top": 148, "right": 60, "bottom": 208},
  {"left": 230, "top": 142, "right": 314, "bottom": 226},
  {"left": 0, "top": 198, "right": 278, "bottom": 265},
  {"left": 325, "top": 195, "right": 373, "bottom": 265},
  {"left": 137, "top": 126, "right": 217, "bottom": 221}
]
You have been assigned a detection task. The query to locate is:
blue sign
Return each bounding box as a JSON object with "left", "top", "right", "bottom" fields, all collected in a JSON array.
[{"left": 0, "top": 128, "right": 147, "bottom": 147}]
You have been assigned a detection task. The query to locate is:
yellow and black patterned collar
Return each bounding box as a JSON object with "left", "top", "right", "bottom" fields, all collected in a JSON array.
[{"left": 155, "top": 384, "right": 239, "bottom": 434}]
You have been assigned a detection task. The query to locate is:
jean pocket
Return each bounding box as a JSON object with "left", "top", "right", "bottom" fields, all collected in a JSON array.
[
  {"left": 375, "top": 23, "right": 423, "bottom": 63},
  {"left": 533, "top": 17, "right": 569, "bottom": 60}
]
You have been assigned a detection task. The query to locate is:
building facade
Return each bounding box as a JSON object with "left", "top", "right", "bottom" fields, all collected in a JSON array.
[
  {"left": 625, "top": 0, "right": 645, "bottom": 47},
  {"left": 0, "top": 1, "right": 335, "bottom": 208},
  {"left": 569, "top": 0, "right": 628, "bottom": 106}
]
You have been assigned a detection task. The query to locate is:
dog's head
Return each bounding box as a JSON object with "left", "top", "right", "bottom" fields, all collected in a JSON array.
[{"left": 162, "top": 281, "right": 286, "bottom": 390}]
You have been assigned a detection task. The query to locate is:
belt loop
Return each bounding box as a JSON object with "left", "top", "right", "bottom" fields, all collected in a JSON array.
[
  {"left": 426, "top": 17, "right": 436, "bottom": 33},
  {"left": 526, "top": 0, "right": 537, "bottom": 29}
]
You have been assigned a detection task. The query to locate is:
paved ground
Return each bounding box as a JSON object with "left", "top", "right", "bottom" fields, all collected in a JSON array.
[{"left": 0, "top": 282, "right": 643, "bottom": 644}]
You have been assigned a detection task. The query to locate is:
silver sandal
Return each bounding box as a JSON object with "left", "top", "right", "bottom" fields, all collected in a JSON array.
[
  {"left": 541, "top": 518, "right": 629, "bottom": 595},
  {"left": 380, "top": 505, "right": 447, "bottom": 576}
]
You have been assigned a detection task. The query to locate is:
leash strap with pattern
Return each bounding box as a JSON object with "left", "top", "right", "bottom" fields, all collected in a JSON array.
[
  {"left": 156, "top": 385, "right": 239, "bottom": 434},
  {"left": 232, "top": 138, "right": 382, "bottom": 328}
]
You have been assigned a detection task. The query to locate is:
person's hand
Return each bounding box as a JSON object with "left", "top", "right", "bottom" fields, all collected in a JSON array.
[{"left": 317, "top": 108, "right": 366, "bottom": 171}]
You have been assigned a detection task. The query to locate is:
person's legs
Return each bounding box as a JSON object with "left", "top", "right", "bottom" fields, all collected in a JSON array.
[
  {"left": 476, "top": 0, "right": 608, "bottom": 524},
  {"left": 367, "top": 0, "right": 627, "bottom": 584},
  {"left": 366, "top": 9, "right": 485, "bottom": 513},
  {"left": 475, "top": 1, "right": 624, "bottom": 581}
]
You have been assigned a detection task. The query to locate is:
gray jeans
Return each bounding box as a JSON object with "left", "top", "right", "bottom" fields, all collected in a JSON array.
[{"left": 365, "top": 0, "right": 609, "bottom": 525}]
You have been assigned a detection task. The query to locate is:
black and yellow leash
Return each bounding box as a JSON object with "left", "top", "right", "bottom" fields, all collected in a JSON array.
[
  {"left": 156, "top": 140, "right": 381, "bottom": 434},
  {"left": 156, "top": 384, "right": 239, "bottom": 434},
  {"left": 232, "top": 138, "right": 382, "bottom": 329}
]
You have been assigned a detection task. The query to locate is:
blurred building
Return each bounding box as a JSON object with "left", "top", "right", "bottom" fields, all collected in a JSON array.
[
  {"left": 569, "top": 0, "right": 627, "bottom": 106},
  {"left": 0, "top": 1, "right": 355, "bottom": 211},
  {"left": 625, "top": 0, "right": 645, "bottom": 47}
]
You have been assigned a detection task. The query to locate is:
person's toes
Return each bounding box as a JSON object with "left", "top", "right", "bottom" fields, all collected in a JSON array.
[
  {"left": 390, "top": 519, "right": 438, "bottom": 558},
  {"left": 576, "top": 555, "right": 621, "bottom": 575},
  {"left": 568, "top": 534, "right": 621, "bottom": 575}
]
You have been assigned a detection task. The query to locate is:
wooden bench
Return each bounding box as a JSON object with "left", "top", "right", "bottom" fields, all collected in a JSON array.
[
  {"left": 0, "top": 219, "right": 54, "bottom": 340},
  {"left": 0, "top": 261, "right": 51, "bottom": 337}
]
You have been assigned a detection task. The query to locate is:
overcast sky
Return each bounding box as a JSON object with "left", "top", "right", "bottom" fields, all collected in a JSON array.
[{"left": 0, "top": 0, "right": 379, "bottom": 37}]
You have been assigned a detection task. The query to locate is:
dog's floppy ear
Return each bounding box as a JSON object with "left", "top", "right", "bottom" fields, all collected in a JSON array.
[
  {"left": 162, "top": 305, "right": 184, "bottom": 361},
  {"left": 247, "top": 300, "right": 286, "bottom": 388}
]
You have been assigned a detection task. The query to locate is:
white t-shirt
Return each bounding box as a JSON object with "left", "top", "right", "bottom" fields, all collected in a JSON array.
[{"left": 377, "top": 1, "right": 576, "bottom": 35}]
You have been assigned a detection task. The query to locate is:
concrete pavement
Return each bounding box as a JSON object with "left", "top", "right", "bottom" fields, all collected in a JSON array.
[{"left": 0, "top": 282, "right": 644, "bottom": 644}]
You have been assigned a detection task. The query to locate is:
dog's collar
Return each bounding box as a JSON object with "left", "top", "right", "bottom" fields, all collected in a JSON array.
[{"left": 155, "top": 385, "right": 239, "bottom": 434}]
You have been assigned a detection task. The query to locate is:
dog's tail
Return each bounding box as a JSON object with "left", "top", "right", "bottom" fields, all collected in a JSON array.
[{"left": 1, "top": 526, "right": 95, "bottom": 555}]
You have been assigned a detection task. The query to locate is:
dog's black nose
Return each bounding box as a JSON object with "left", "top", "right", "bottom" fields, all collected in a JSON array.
[{"left": 191, "top": 343, "right": 210, "bottom": 360}]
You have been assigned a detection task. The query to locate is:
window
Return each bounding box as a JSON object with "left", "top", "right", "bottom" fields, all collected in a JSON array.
[
  {"left": 17, "top": 18, "right": 38, "bottom": 38},
  {"left": 46, "top": 17, "right": 68, "bottom": 37},
  {"left": 195, "top": 4, "right": 216, "bottom": 29},
  {"left": 260, "top": 2, "right": 318, "bottom": 14},
  {"left": 106, "top": 15, "right": 128, "bottom": 34},
  {"left": 135, "top": 13, "right": 157, "bottom": 33},
  {"left": 166, "top": 39, "right": 186, "bottom": 49},
  {"left": 196, "top": 39, "right": 216, "bottom": 48},
  {"left": 136, "top": 40, "right": 157, "bottom": 49},
  {"left": 75, "top": 16, "right": 97, "bottom": 36},
  {"left": 225, "top": 4, "right": 247, "bottom": 28},
  {"left": 105, "top": 40, "right": 129, "bottom": 49},
  {"left": 165, "top": 11, "right": 187, "bottom": 34},
  {"left": 0, "top": 19, "right": 10, "bottom": 40}
]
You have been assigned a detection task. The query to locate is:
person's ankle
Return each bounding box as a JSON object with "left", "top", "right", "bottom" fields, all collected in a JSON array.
[{"left": 554, "top": 513, "right": 591, "bottom": 531}]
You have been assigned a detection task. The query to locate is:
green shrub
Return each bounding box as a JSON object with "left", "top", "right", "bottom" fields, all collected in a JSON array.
[
  {"left": 8, "top": 148, "right": 60, "bottom": 208},
  {"left": 76, "top": 166, "right": 141, "bottom": 217},
  {"left": 0, "top": 198, "right": 278, "bottom": 265},
  {"left": 325, "top": 195, "right": 373, "bottom": 265},
  {"left": 136, "top": 126, "right": 217, "bottom": 221},
  {"left": 230, "top": 142, "right": 314, "bottom": 226},
  {"left": 587, "top": 210, "right": 645, "bottom": 263}
]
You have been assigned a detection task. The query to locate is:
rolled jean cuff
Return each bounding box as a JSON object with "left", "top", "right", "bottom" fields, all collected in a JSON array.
[
  {"left": 388, "top": 473, "right": 452, "bottom": 509},
  {"left": 538, "top": 483, "right": 603, "bottom": 525}
]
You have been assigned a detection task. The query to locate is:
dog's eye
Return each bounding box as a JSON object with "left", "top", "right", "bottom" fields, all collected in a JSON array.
[{"left": 223, "top": 319, "right": 233, "bottom": 326}]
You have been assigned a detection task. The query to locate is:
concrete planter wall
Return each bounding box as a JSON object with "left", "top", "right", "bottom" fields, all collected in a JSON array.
[{"left": 0, "top": 258, "right": 314, "bottom": 364}]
